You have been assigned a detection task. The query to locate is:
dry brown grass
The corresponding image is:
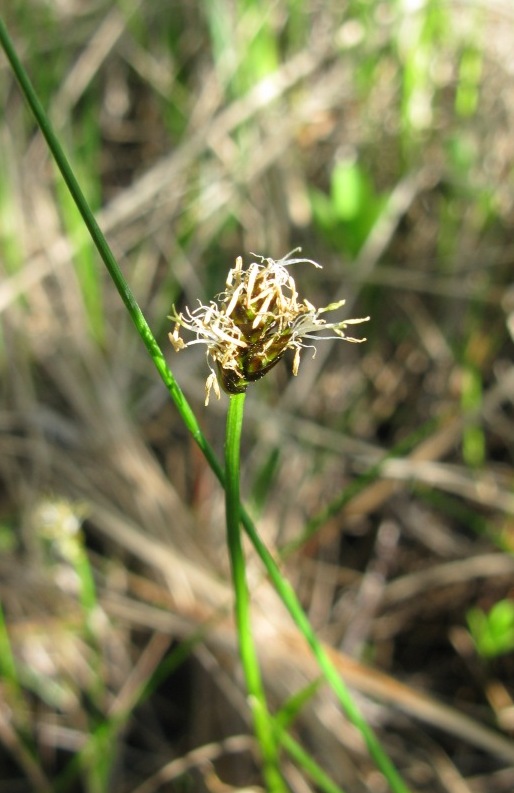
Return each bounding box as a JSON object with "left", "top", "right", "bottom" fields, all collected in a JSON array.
[{"left": 1, "top": 2, "right": 514, "bottom": 792}]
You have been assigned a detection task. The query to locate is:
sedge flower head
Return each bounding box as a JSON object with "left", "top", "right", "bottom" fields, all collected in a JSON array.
[{"left": 169, "top": 249, "right": 369, "bottom": 405}]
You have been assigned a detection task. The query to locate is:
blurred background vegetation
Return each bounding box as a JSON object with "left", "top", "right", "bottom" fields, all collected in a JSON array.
[{"left": 1, "top": 1, "right": 514, "bottom": 791}]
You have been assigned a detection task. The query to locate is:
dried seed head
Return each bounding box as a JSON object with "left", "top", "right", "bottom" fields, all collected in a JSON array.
[{"left": 169, "top": 249, "right": 369, "bottom": 405}]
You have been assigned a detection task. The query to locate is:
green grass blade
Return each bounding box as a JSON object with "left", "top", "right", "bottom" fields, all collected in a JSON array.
[
  {"left": 0, "top": 600, "right": 19, "bottom": 687},
  {"left": 279, "top": 731, "right": 346, "bottom": 793},
  {"left": 0, "top": 17, "right": 223, "bottom": 482},
  {"left": 241, "top": 512, "right": 411, "bottom": 793},
  {"left": 0, "top": 19, "right": 410, "bottom": 792}
]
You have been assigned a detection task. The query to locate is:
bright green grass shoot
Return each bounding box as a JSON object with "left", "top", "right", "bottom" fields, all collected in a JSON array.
[
  {"left": 205, "top": 0, "right": 280, "bottom": 97},
  {"left": 467, "top": 600, "right": 514, "bottom": 659},
  {"left": 0, "top": 600, "right": 22, "bottom": 699},
  {"left": 54, "top": 100, "right": 105, "bottom": 345},
  {"left": 461, "top": 364, "right": 485, "bottom": 468},
  {"left": 0, "top": 147, "right": 24, "bottom": 278}
]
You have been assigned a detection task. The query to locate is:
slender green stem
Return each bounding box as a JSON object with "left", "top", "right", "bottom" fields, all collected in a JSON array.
[
  {"left": 0, "top": 20, "right": 410, "bottom": 792},
  {"left": 278, "top": 731, "right": 345, "bottom": 793},
  {"left": 240, "top": 522, "right": 411, "bottom": 793},
  {"left": 0, "top": 17, "right": 221, "bottom": 479},
  {"left": 225, "top": 394, "right": 286, "bottom": 793}
]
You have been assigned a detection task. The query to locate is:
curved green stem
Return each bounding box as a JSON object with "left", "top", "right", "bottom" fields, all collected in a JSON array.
[
  {"left": 240, "top": 519, "right": 410, "bottom": 793},
  {"left": 0, "top": 20, "right": 410, "bottom": 792},
  {"left": 0, "top": 17, "right": 220, "bottom": 477},
  {"left": 225, "top": 394, "right": 286, "bottom": 792}
]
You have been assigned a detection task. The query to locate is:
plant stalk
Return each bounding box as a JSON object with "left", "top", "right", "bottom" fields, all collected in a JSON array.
[
  {"left": 0, "top": 19, "right": 410, "bottom": 792},
  {"left": 225, "top": 393, "right": 286, "bottom": 792}
]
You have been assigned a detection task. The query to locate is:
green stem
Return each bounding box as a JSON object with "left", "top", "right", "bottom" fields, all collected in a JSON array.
[
  {"left": 278, "top": 731, "right": 345, "bottom": 793},
  {"left": 241, "top": 521, "right": 411, "bottom": 793},
  {"left": 0, "top": 17, "right": 221, "bottom": 478},
  {"left": 0, "top": 20, "right": 410, "bottom": 792},
  {"left": 225, "top": 394, "right": 286, "bottom": 793}
]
